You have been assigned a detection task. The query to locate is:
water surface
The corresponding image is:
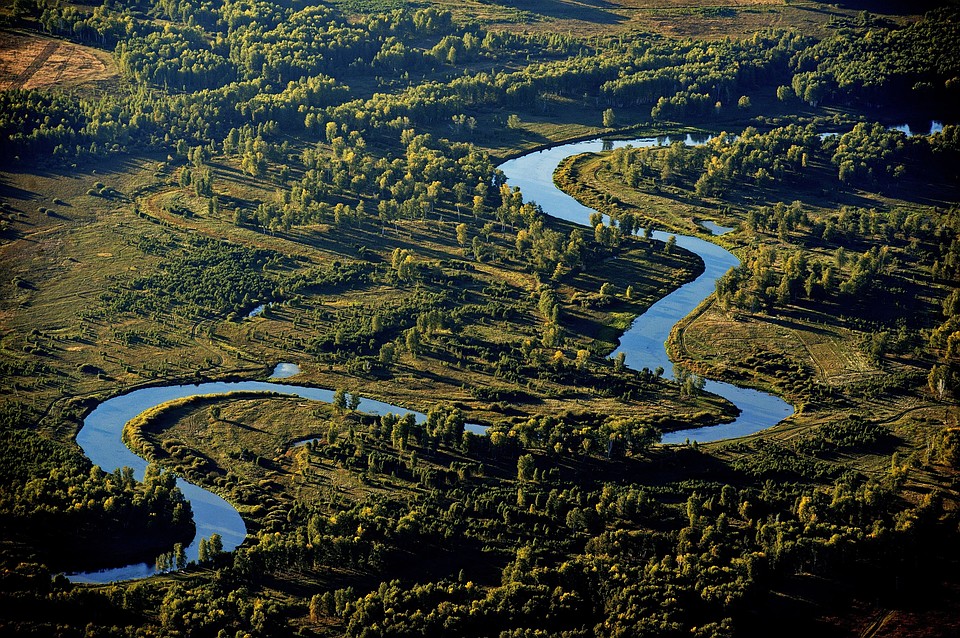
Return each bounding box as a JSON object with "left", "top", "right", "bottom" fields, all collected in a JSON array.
[
  {"left": 71, "top": 132, "right": 794, "bottom": 581},
  {"left": 500, "top": 136, "right": 794, "bottom": 444},
  {"left": 70, "top": 375, "right": 444, "bottom": 582}
]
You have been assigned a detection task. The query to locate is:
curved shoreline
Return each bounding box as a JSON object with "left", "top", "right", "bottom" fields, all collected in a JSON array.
[
  {"left": 67, "top": 368, "right": 439, "bottom": 583},
  {"left": 69, "top": 134, "right": 794, "bottom": 583},
  {"left": 499, "top": 136, "right": 794, "bottom": 444}
]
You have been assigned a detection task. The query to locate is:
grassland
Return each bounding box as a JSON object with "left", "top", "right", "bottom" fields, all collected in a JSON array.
[
  {"left": 0, "top": 30, "right": 116, "bottom": 92},
  {"left": 2, "top": 3, "right": 958, "bottom": 635},
  {"left": 378, "top": 0, "right": 922, "bottom": 39},
  {"left": 546, "top": 136, "right": 960, "bottom": 637},
  {"left": 0, "top": 0, "right": 949, "bottom": 514},
  {"left": 0, "top": 130, "right": 726, "bottom": 452},
  {"left": 554, "top": 142, "right": 957, "bottom": 485}
]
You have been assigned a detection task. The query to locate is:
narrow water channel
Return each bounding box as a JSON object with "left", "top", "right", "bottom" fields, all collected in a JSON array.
[
  {"left": 71, "top": 134, "right": 795, "bottom": 582},
  {"left": 498, "top": 136, "right": 794, "bottom": 444}
]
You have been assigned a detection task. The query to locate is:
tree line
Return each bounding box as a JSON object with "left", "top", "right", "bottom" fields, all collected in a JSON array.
[{"left": 0, "top": 404, "right": 194, "bottom": 572}]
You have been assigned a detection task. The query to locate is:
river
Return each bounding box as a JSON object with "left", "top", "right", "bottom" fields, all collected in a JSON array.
[
  {"left": 499, "top": 136, "right": 794, "bottom": 444},
  {"left": 70, "top": 133, "right": 795, "bottom": 582}
]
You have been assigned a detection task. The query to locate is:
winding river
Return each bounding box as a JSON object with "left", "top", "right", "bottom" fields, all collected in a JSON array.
[
  {"left": 70, "top": 134, "right": 793, "bottom": 583},
  {"left": 499, "top": 136, "right": 794, "bottom": 444}
]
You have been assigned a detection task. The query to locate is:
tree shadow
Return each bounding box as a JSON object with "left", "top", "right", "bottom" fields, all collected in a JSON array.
[
  {"left": 497, "top": 0, "right": 624, "bottom": 25},
  {"left": 0, "top": 175, "right": 39, "bottom": 202},
  {"left": 221, "top": 418, "right": 268, "bottom": 434},
  {"left": 2, "top": 154, "right": 155, "bottom": 192},
  {"left": 828, "top": 0, "right": 947, "bottom": 16}
]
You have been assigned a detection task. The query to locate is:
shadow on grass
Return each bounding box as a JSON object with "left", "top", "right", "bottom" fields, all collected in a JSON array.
[
  {"left": 0, "top": 175, "right": 39, "bottom": 202},
  {"left": 497, "top": 0, "right": 624, "bottom": 24},
  {"left": 829, "top": 0, "right": 947, "bottom": 16},
  {"left": 222, "top": 418, "right": 268, "bottom": 434}
]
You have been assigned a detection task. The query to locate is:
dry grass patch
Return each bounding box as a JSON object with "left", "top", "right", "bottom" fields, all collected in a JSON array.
[
  {"left": 0, "top": 30, "right": 116, "bottom": 91},
  {"left": 791, "top": 322, "right": 876, "bottom": 385},
  {"left": 431, "top": 0, "right": 873, "bottom": 39},
  {"left": 675, "top": 301, "right": 883, "bottom": 391},
  {"left": 1, "top": 135, "right": 738, "bottom": 448},
  {"left": 146, "top": 394, "right": 419, "bottom": 507}
]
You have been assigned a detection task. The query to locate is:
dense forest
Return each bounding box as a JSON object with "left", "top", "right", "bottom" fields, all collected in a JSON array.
[
  {"left": 0, "top": 402, "right": 194, "bottom": 572},
  {"left": 1, "top": 0, "right": 959, "bottom": 636}
]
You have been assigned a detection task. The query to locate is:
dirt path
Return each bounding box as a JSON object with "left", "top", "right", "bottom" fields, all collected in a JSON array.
[
  {"left": 859, "top": 609, "right": 894, "bottom": 638},
  {"left": 7, "top": 40, "right": 59, "bottom": 89},
  {"left": 0, "top": 31, "right": 116, "bottom": 90}
]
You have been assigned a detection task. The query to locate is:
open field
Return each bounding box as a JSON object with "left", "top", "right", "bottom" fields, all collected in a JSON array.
[
  {"left": 0, "top": 137, "right": 724, "bottom": 448},
  {"left": 678, "top": 301, "right": 878, "bottom": 388},
  {"left": 0, "top": 30, "right": 116, "bottom": 91},
  {"left": 552, "top": 129, "right": 958, "bottom": 487},
  {"left": 1, "top": 2, "right": 958, "bottom": 635},
  {"left": 124, "top": 394, "right": 383, "bottom": 521},
  {"left": 418, "top": 0, "right": 922, "bottom": 39}
]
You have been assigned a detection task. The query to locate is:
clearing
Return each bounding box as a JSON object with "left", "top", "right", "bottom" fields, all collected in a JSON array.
[{"left": 0, "top": 30, "right": 116, "bottom": 91}]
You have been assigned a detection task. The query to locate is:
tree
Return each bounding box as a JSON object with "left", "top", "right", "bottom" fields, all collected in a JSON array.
[
  {"left": 392, "top": 414, "right": 414, "bottom": 451},
  {"left": 575, "top": 349, "right": 590, "bottom": 369},
  {"left": 613, "top": 351, "right": 626, "bottom": 372},
  {"left": 333, "top": 388, "right": 348, "bottom": 413},
  {"left": 738, "top": 95, "right": 751, "bottom": 109},
  {"left": 864, "top": 331, "right": 889, "bottom": 366},
  {"left": 686, "top": 493, "right": 703, "bottom": 527},
  {"left": 456, "top": 222, "right": 468, "bottom": 251},
  {"left": 929, "top": 365, "right": 948, "bottom": 399},
  {"left": 602, "top": 108, "right": 616, "bottom": 128},
  {"left": 12, "top": 0, "right": 35, "bottom": 18},
  {"left": 676, "top": 367, "right": 705, "bottom": 397},
  {"left": 309, "top": 594, "right": 324, "bottom": 622},
  {"left": 198, "top": 534, "right": 222, "bottom": 563},
  {"left": 174, "top": 543, "right": 187, "bottom": 569},
  {"left": 379, "top": 342, "right": 396, "bottom": 366},
  {"left": 539, "top": 289, "right": 559, "bottom": 322},
  {"left": 209, "top": 533, "right": 222, "bottom": 555},
  {"left": 507, "top": 114, "right": 522, "bottom": 129},
  {"left": 325, "top": 121, "right": 338, "bottom": 143},
  {"left": 472, "top": 236, "right": 485, "bottom": 261},
  {"left": 405, "top": 327, "right": 422, "bottom": 358},
  {"left": 517, "top": 454, "right": 535, "bottom": 482}
]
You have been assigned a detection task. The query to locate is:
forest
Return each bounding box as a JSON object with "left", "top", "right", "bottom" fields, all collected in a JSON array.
[{"left": 1, "top": 0, "right": 959, "bottom": 636}]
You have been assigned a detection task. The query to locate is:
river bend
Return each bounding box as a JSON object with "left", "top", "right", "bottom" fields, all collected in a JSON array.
[
  {"left": 70, "top": 134, "right": 793, "bottom": 582},
  {"left": 499, "top": 136, "right": 794, "bottom": 444}
]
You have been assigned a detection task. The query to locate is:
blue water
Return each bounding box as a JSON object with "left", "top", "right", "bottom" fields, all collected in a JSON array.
[
  {"left": 499, "top": 136, "right": 794, "bottom": 445},
  {"left": 70, "top": 132, "right": 794, "bottom": 582},
  {"left": 701, "top": 220, "right": 735, "bottom": 236},
  {"left": 69, "top": 371, "right": 439, "bottom": 582}
]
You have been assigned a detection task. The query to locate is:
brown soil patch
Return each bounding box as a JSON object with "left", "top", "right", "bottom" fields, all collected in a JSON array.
[{"left": 0, "top": 30, "right": 116, "bottom": 91}]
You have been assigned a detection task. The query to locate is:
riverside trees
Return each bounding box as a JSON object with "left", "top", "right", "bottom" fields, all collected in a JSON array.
[
  {"left": 3, "top": 1, "right": 960, "bottom": 636},
  {"left": 0, "top": 414, "right": 193, "bottom": 571},
  {"left": 11, "top": 4, "right": 951, "bottom": 172}
]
